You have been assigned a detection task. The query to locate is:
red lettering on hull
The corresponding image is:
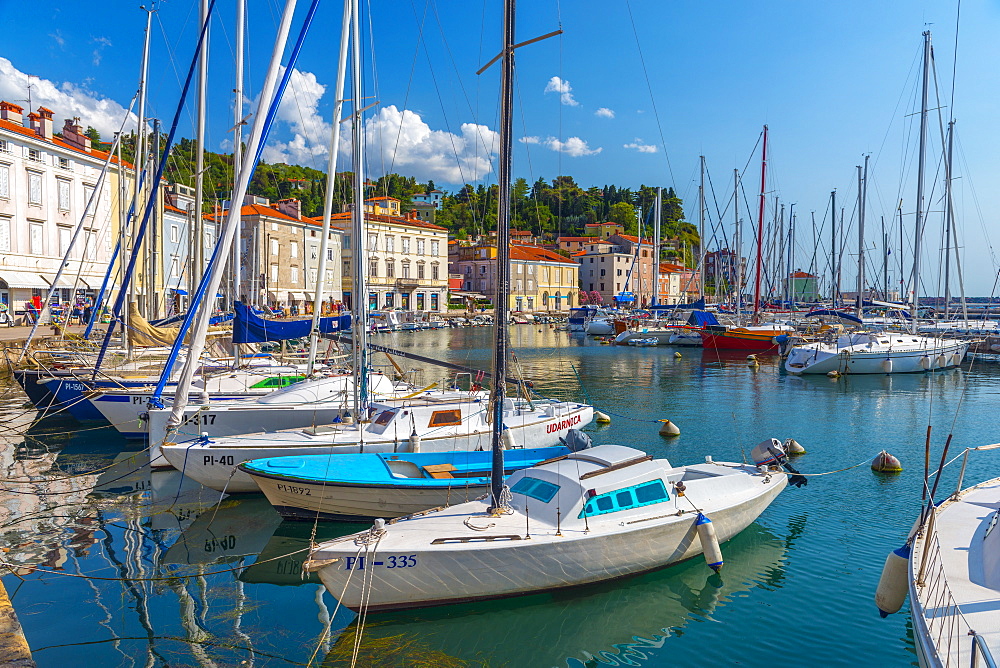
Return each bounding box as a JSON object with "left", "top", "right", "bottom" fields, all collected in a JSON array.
[{"left": 546, "top": 413, "right": 582, "bottom": 434}]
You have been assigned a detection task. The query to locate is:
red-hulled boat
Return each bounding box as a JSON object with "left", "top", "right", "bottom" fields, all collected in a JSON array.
[{"left": 700, "top": 324, "right": 793, "bottom": 352}]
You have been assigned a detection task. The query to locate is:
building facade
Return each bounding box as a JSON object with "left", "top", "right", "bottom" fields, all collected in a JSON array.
[
  {"left": 574, "top": 234, "right": 656, "bottom": 307},
  {"left": 237, "top": 196, "right": 344, "bottom": 312},
  {"left": 333, "top": 197, "right": 449, "bottom": 313},
  {"left": 0, "top": 103, "right": 134, "bottom": 320},
  {"left": 453, "top": 242, "right": 578, "bottom": 312}
]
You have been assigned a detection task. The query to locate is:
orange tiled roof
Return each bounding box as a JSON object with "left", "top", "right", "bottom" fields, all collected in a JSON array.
[
  {"left": 318, "top": 212, "right": 448, "bottom": 231},
  {"left": 790, "top": 271, "right": 816, "bottom": 278},
  {"left": 0, "top": 117, "right": 136, "bottom": 169},
  {"left": 557, "top": 236, "right": 591, "bottom": 242},
  {"left": 510, "top": 244, "right": 577, "bottom": 265},
  {"left": 614, "top": 233, "right": 654, "bottom": 245}
]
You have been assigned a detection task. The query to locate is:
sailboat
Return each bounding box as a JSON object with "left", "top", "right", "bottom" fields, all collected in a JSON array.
[
  {"left": 154, "top": 0, "right": 592, "bottom": 490},
  {"left": 785, "top": 36, "right": 969, "bottom": 376},
  {"left": 699, "top": 127, "right": 793, "bottom": 352},
  {"left": 305, "top": 0, "right": 789, "bottom": 613}
]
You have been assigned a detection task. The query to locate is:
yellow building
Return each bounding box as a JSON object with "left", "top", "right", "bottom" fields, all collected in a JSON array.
[{"left": 452, "top": 242, "right": 578, "bottom": 312}]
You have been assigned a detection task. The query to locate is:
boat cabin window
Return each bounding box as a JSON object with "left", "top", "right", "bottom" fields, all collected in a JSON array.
[
  {"left": 510, "top": 476, "right": 560, "bottom": 503},
  {"left": 373, "top": 410, "right": 396, "bottom": 427},
  {"left": 428, "top": 409, "right": 463, "bottom": 428},
  {"left": 580, "top": 480, "right": 669, "bottom": 518}
]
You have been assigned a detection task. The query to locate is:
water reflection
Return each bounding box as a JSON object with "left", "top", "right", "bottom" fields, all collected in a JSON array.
[{"left": 324, "top": 523, "right": 788, "bottom": 667}]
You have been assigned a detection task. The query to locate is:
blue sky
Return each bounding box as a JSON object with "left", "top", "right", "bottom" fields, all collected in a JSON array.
[{"left": 3, "top": 0, "right": 1000, "bottom": 296}]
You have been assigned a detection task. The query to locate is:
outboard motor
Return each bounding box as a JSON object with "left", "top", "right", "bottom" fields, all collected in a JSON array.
[
  {"left": 751, "top": 438, "right": 807, "bottom": 487},
  {"left": 561, "top": 429, "right": 592, "bottom": 452}
]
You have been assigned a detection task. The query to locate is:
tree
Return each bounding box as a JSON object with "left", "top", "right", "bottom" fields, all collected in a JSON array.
[
  {"left": 607, "top": 201, "right": 637, "bottom": 231},
  {"left": 85, "top": 126, "right": 101, "bottom": 144}
]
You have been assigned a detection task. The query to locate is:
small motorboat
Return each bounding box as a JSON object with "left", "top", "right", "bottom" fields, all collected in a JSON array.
[{"left": 240, "top": 442, "right": 582, "bottom": 521}]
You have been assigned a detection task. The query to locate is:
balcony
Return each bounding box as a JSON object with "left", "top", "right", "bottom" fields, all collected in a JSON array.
[{"left": 395, "top": 277, "right": 440, "bottom": 289}]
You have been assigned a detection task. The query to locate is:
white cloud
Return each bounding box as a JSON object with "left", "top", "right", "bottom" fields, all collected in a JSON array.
[
  {"left": 595, "top": 107, "right": 615, "bottom": 119},
  {"left": 624, "top": 138, "right": 657, "bottom": 153},
  {"left": 91, "top": 36, "right": 112, "bottom": 66},
  {"left": 0, "top": 57, "right": 138, "bottom": 138},
  {"left": 544, "top": 76, "right": 578, "bottom": 106},
  {"left": 260, "top": 67, "right": 331, "bottom": 167},
  {"left": 356, "top": 106, "right": 499, "bottom": 183},
  {"left": 49, "top": 30, "right": 65, "bottom": 48},
  {"left": 519, "top": 133, "right": 602, "bottom": 157}
]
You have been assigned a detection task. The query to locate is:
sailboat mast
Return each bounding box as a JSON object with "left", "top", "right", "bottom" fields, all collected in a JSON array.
[
  {"left": 753, "top": 125, "right": 768, "bottom": 320},
  {"left": 194, "top": 0, "right": 209, "bottom": 289},
  {"left": 734, "top": 168, "right": 741, "bottom": 312},
  {"left": 911, "top": 30, "right": 931, "bottom": 334},
  {"left": 349, "top": 0, "right": 369, "bottom": 417},
  {"left": 136, "top": 6, "right": 153, "bottom": 318},
  {"left": 698, "top": 156, "right": 705, "bottom": 303},
  {"left": 943, "top": 120, "right": 954, "bottom": 320},
  {"left": 829, "top": 189, "right": 836, "bottom": 306},
  {"left": 856, "top": 160, "right": 866, "bottom": 318},
  {"left": 232, "top": 0, "right": 245, "bottom": 310},
  {"left": 488, "top": 0, "right": 516, "bottom": 513},
  {"left": 306, "top": 0, "right": 351, "bottom": 377},
  {"left": 652, "top": 187, "right": 661, "bottom": 306}
]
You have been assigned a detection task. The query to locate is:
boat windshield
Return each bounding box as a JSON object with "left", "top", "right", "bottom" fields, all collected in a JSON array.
[
  {"left": 579, "top": 480, "right": 669, "bottom": 518},
  {"left": 510, "top": 476, "right": 559, "bottom": 503}
]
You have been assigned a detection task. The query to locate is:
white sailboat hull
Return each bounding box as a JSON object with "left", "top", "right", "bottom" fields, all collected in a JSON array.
[
  {"left": 161, "top": 404, "right": 594, "bottom": 493},
  {"left": 785, "top": 337, "right": 968, "bottom": 375},
  {"left": 312, "top": 462, "right": 785, "bottom": 611}
]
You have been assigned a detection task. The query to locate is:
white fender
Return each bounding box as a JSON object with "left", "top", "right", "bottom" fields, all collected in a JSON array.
[
  {"left": 696, "top": 513, "right": 724, "bottom": 572},
  {"left": 875, "top": 543, "right": 911, "bottom": 617},
  {"left": 881, "top": 359, "right": 893, "bottom": 373},
  {"left": 920, "top": 356, "right": 932, "bottom": 370}
]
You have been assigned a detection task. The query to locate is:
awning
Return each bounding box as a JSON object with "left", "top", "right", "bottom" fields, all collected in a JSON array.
[
  {"left": 303, "top": 292, "right": 314, "bottom": 301},
  {"left": 0, "top": 271, "right": 49, "bottom": 289},
  {"left": 288, "top": 292, "right": 307, "bottom": 301}
]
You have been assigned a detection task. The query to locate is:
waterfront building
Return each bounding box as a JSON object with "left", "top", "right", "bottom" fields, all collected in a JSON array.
[
  {"left": 574, "top": 234, "right": 656, "bottom": 307},
  {"left": 331, "top": 197, "right": 448, "bottom": 312},
  {"left": 0, "top": 103, "right": 134, "bottom": 320},
  {"left": 704, "top": 249, "right": 745, "bottom": 296},
  {"left": 410, "top": 189, "right": 443, "bottom": 225},
  {"left": 453, "top": 241, "right": 578, "bottom": 312},
  {"left": 657, "top": 262, "right": 699, "bottom": 304},
  {"left": 234, "top": 195, "right": 344, "bottom": 312},
  {"left": 787, "top": 270, "right": 820, "bottom": 302}
]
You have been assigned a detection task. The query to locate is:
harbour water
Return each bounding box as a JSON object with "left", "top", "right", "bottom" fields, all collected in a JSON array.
[{"left": 3, "top": 326, "right": 999, "bottom": 666}]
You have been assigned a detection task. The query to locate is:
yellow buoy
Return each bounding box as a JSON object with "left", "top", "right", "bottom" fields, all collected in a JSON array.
[
  {"left": 658, "top": 419, "right": 680, "bottom": 437},
  {"left": 674, "top": 351, "right": 682, "bottom": 359},
  {"left": 827, "top": 370, "right": 841, "bottom": 378},
  {"left": 871, "top": 450, "right": 903, "bottom": 473},
  {"left": 594, "top": 411, "right": 611, "bottom": 424},
  {"left": 783, "top": 438, "right": 806, "bottom": 455}
]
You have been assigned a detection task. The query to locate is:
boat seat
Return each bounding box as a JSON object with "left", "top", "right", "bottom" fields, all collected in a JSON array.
[{"left": 422, "top": 463, "right": 457, "bottom": 479}]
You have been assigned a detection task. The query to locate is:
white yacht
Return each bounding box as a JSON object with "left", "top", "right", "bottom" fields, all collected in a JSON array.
[
  {"left": 785, "top": 331, "right": 968, "bottom": 375},
  {"left": 158, "top": 394, "right": 593, "bottom": 492},
  {"left": 305, "top": 442, "right": 788, "bottom": 612}
]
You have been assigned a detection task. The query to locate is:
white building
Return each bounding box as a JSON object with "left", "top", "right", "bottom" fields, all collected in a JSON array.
[
  {"left": 329, "top": 197, "right": 449, "bottom": 312},
  {"left": 0, "top": 102, "right": 132, "bottom": 320}
]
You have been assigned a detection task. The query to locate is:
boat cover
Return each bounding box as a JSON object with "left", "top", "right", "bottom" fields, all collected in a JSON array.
[
  {"left": 233, "top": 301, "right": 351, "bottom": 344},
  {"left": 687, "top": 310, "right": 720, "bottom": 327}
]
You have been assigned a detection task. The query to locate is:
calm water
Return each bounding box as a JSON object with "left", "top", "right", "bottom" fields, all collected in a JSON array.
[{"left": 3, "top": 326, "right": 1000, "bottom": 667}]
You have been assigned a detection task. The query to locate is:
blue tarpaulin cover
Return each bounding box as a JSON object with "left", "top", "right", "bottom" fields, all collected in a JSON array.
[
  {"left": 233, "top": 301, "right": 351, "bottom": 344},
  {"left": 687, "top": 310, "right": 720, "bottom": 327},
  {"left": 805, "top": 309, "right": 863, "bottom": 324}
]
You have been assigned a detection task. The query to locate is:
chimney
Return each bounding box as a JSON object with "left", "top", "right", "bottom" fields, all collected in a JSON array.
[
  {"left": 35, "top": 107, "right": 54, "bottom": 139},
  {"left": 274, "top": 198, "right": 301, "bottom": 220},
  {"left": 0, "top": 101, "right": 23, "bottom": 125},
  {"left": 61, "top": 117, "right": 91, "bottom": 150}
]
